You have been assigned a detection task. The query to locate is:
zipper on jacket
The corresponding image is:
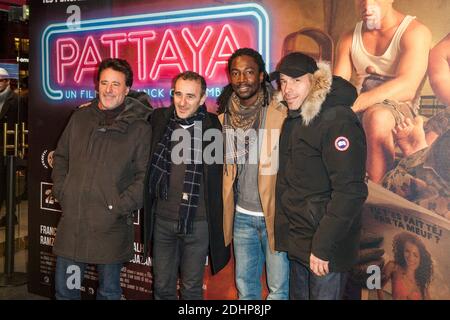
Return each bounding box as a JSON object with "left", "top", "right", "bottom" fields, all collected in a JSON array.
[{"left": 86, "top": 128, "right": 98, "bottom": 156}]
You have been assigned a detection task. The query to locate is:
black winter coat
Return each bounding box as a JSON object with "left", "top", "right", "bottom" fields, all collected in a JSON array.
[
  {"left": 143, "top": 106, "right": 230, "bottom": 275},
  {"left": 275, "top": 63, "right": 368, "bottom": 272},
  {"left": 52, "top": 97, "right": 152, "bottom": 264}
]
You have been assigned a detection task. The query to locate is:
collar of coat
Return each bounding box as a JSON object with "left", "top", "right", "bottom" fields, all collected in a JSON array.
[
  {"left": 160, "top": 104, "right": 216, "bottom": 129},
  {"left": 94, "top": 96, "right": 152, "bottom": 133},
  {"left": 274, "top": 61, "right": 332, "bottom": 126}
]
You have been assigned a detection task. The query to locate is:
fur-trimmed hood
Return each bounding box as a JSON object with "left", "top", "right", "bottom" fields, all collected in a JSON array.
[{"left": 275, "top": 62, "right": 357, "bottom": 126}]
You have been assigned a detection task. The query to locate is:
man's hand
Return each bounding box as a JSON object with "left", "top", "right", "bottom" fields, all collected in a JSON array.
[
  {"left": 351, "top": 95, "right": 369, "bottom": 113},
  {"left": 352, "top": 97, "right": 367, "bottom": 113},
  {"left": 353, "top": 65, "right": 394, "bottom": 113},
  {"left": 310, "top": 253, "right": 329, "bottom": 277}
]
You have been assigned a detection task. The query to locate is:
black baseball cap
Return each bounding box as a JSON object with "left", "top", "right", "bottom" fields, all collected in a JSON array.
[{"left": 270, "top": 52, "right": 318, "bottom": 81}]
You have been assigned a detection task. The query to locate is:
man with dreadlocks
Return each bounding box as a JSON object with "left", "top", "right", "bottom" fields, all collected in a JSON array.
[
  {"left": 143, "top": 71, "right": 229, "bottom": 300},
  {"left": 217, "top": 48, "right": 289, "bottom": 300}
]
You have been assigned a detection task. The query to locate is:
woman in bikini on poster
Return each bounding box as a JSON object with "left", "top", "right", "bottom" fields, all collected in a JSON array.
[{"left": 378, "top": 232, "right": 433, "bottom": 300}]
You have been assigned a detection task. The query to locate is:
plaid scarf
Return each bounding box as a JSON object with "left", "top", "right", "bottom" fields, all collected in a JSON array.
[{"left": 149, "top": 105, "right": 206, "bottom": 235}]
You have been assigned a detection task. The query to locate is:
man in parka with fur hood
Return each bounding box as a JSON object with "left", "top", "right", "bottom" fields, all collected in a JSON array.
[
  {"left": 51, "top": 58, "right": 152, "bottom": 300},
  {"left": 273, "top": 53, "right": 368, "bottom": 300}
]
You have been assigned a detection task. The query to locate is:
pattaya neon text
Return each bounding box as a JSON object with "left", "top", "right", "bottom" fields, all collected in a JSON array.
[{"left": 56, "top": 24, "right": 241, "bottom": 84}]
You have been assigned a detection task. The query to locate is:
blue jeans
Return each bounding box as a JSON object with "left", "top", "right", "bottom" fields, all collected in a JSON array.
[
  {"left": 55, "top": 256, "right": 123, "bottom": 300},
  {"left": 290, "top": 259, "right": 348, "bottom": 300},
  {"left": 233, "top": 211, "right": 289, "bottom": 300},
  {"left": 152, "top": 217, "right": 209, "bottom": 300}
]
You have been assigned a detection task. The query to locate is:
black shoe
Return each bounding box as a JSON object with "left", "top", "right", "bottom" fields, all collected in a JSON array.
[{"left": 0, "top": 215, "right": 18, "bottom": 227}]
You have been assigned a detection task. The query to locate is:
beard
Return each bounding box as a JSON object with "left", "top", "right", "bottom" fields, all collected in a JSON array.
[{"left": 365, "top": 5, "right": 381, "bottom": 30}]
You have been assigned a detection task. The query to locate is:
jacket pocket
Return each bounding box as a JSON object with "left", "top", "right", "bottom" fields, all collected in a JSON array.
[
  {"left": 87, "top": 205, "right": 124, "bottom": 232},
  {"left": 98, "top": 174, "right": 122, "bottom": 216}
]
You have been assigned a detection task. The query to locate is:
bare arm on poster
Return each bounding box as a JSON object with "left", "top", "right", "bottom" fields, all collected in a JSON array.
[
  {"left": 376, "top": 260, "right": 395, "bottom": 300},
  {"left": 428, "top": 33, "right": 450, "bottom": 106},
  {"left": 424, "top": 287, "right": 431, "bottom": 300},
  {"left": 333, "top": 30, "right": 354, "bottom": 81},
  {"left": 334, "top": 23, "right": 432, "bottom": 113}
]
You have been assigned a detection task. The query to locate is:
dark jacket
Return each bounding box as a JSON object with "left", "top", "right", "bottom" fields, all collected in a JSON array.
[
  {"left": 51, "top": 97, "right": 152, "bottom": 264},
  {"left": 275, "top": 63, "right": 368, "bottom": 272},
  {"left": 143, "top": 106, "right": 230, "bottom": 275},
  {"left": 0, "top": 87, "right": 18, "bottom": 147}
]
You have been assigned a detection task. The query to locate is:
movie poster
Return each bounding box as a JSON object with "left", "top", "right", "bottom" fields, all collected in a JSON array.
[
  {"left": 357, "top": 182, "right": 450, "bottom": 300},
  {"left": 28, "top": 0, "right": 449, "bottom": 300}
]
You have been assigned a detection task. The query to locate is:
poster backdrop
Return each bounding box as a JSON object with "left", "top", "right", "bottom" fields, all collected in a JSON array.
[
  {"left": 360, "top": 182, "right": 450, "bottom": 300},
  {"left": 28, "top": 0, "right": 449, "bottom": 299}
]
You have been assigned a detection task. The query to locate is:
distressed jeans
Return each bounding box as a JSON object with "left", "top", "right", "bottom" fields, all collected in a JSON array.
[{"left": 233, "top": 211, "right": 289, "bottom": 300}]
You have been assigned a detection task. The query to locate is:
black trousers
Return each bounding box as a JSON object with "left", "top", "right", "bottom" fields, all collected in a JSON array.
[
  {"left": 290, "top": 259, "right": 348, "bottom": 300},
  {"left": 152, "top": 217, "right": 209, "bottom": 300}
]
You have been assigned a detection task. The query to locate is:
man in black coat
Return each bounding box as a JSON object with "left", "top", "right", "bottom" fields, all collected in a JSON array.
[
  {"left": 143, "top": 71, "right": 230, "bottom": 300},
  {"left": 273, "top": 53, "right": 368, "bottom": 300},
  {"left": 0, "top": 68, "right": 18, "bottom": 227}
]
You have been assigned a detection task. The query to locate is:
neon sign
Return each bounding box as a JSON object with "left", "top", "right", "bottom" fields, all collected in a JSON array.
[{"left": 41, "top": 3, "right": 270, "bottom": 105}]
